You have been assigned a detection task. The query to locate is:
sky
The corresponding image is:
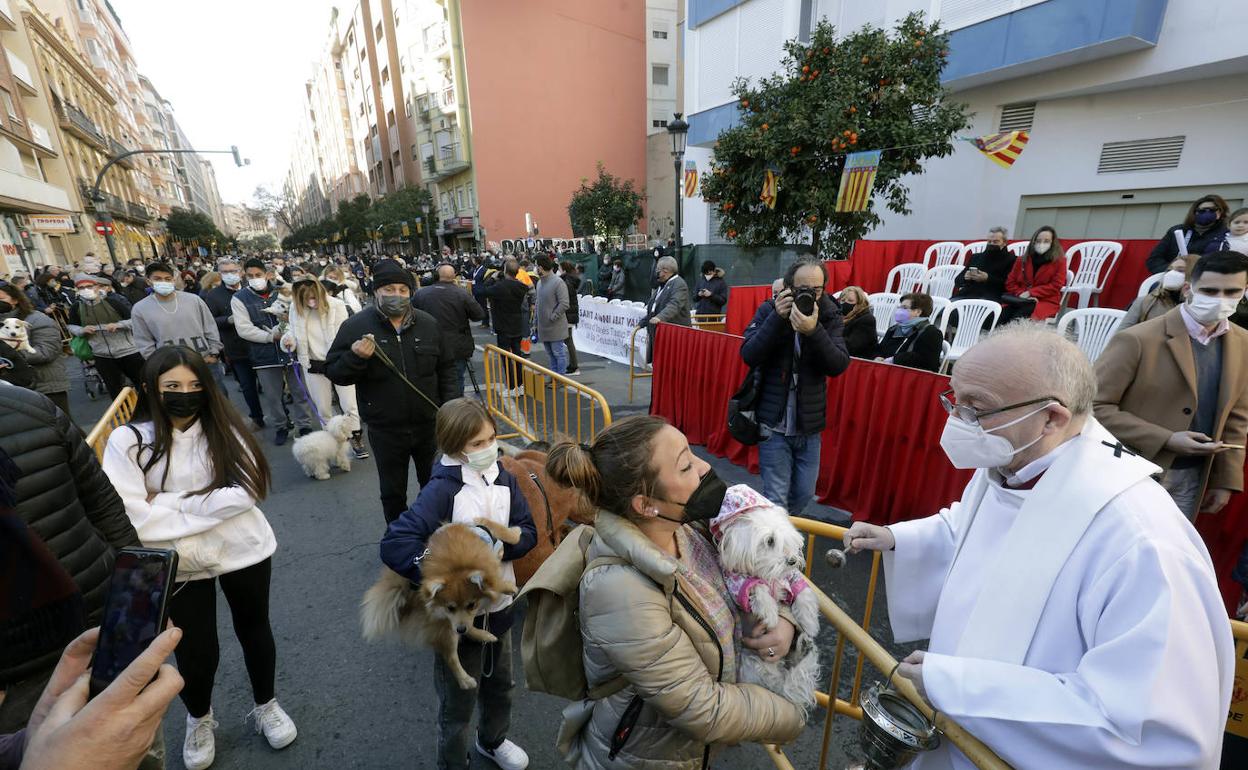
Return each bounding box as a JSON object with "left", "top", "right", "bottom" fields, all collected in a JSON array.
[{"left": 107, "top": 0, "right": 340, "bottom": 206}]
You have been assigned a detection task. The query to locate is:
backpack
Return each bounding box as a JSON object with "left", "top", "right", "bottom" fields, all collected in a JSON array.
[{"left": 518, "top": 524, "right": 627, "bottom": 700}]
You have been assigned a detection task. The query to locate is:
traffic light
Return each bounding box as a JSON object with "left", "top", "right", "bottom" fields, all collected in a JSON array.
[{"left": 231, "top": 146, "right": 244, "bottom": 167}]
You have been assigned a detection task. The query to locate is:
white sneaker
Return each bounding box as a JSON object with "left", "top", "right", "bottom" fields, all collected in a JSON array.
[
  {"left": 183, "top": 711, "right": 218, "bottom": 770},
  {"left": 475, "top": 737, "right": 529, "bottom": 770},
  {"left": 248, "top": 699, "right": 298, "bottom": 750}
]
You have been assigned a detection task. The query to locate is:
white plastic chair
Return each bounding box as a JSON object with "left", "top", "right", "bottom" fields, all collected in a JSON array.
[
  {"left": 922, "top": 241, "right": 965, "bottom": 270},
  {"left": 1056, "top": 308, "right": 1127, "bottom": 363},
  {"left": 961, "top": 241, "right": 988, "bottom": 263},
  {"left": 938, "top": 299, "right": 1001, "bottom": 373},
  {"left": 868, "top": 292, "right": 901, "bottom": 341},
  {"left": 922, "top": 265, "right": 963, "bottom": 300},
  {"left": 1007, "top": 241, "right": 1029, "bottom": 257},
  {"left": 1060, "top": 240, "right": 1123, "bottom": 311},
  {"left": 608, "top": 298, "right": 622, "bottom": 305},
  {"left": 930, "top": 296, "right": 951, "bottom": 327},
  {"left": 1138, "top": 273, "right": 1162, "bottom": 297},
  {"left": 885, "top": 263, "right": 925, "bottom": 295}
]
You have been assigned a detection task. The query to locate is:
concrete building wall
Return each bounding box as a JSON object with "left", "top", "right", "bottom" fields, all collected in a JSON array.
[{"left": 458, "top": 0, "right": 646, "bottom": 242}]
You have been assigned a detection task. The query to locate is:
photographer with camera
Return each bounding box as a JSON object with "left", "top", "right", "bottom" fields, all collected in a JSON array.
[{"left": 741, "top": 260, "right": 850, "bottom": 516}]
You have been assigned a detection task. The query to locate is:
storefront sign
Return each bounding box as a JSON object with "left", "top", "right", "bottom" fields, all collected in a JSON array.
[
  {"left": 443, "top": 216, "right": 474, "bottom": 231},
  {"left": 28, "top": 214, "right": 75, "bottom": 233}
]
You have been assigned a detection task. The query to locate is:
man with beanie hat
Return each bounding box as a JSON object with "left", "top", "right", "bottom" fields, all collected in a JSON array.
[
  {"left": 326, "top": 259, "right": 458, "bottom": 524},
  {"left": 232, "top": 258, "right": 315, "bottom": 445},
  {"left": 65, "top": 274, "right": 143, "bottom": 401}
]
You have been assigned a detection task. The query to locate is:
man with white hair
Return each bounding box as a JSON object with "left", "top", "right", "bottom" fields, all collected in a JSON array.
[
  {"left": 639, "top": 255, "right": 690, "bottom": 363},
  {"left": 843, "top": 324, "right": 1233, "bottom": 769}
]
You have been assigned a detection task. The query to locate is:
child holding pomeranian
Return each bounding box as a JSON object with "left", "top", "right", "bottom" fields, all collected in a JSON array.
[{"left": 380, "top": 398, "right": 536, "bottom": 770}]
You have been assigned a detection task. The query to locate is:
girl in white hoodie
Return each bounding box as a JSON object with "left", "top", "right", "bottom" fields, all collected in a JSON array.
[
  {"left": 282, "top": 276, "right": 366, "bottom": 457},
  {"left": 102, "top": 345, "right": 297, "bottom": 770}
]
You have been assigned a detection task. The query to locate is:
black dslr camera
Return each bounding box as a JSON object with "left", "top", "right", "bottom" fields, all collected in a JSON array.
[{"left": 792, "top": 286, "right": 819, "bottom": 316}]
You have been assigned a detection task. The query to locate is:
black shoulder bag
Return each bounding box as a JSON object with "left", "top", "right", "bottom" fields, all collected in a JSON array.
[{"left": 726, "top": 366, "right": 764, "bottom": 445}]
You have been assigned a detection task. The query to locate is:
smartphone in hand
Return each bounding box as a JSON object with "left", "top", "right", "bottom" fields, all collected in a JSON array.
[{"left": 89, "top": 547, "right": 179, "bottom": 699}]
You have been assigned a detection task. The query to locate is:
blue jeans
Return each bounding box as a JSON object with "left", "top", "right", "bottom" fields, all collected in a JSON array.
[
  {"left": 1233, "top": 541, "right": 1248, "bottom": 592},
  {"left": 543, "top": 340, "right": 568, "bottom": 375},
  {"left": 452, "top": 357, "right": 467, "bottom": 395},
  {"left": 758, "top": 430, "right": 822, "bottom": 516},
  {"left": 228, "top": 357, "right": 264, "bottom": 424}
]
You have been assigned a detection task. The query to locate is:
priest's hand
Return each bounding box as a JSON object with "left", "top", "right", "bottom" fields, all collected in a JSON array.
[
  {"left": 843, "top": 522, "right": 895, "bottom": 554},
  {"left": 896, "top": 650, "right": 928, "bottom": 703},
  {"left": 1201, "top": 487, "right": 1233, "bottom": 514}
]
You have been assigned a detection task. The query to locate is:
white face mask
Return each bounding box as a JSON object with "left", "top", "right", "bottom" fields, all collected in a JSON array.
[
  {"left": 1033, "top": 242, "right": 1051, "bottom": 255},
  {"left": 248, "top": 277, "right": 269, "bottom": 292},
  {"left": 152, "top": 281, "right": 176, "bottom": 296},
  {"left": 938, "top": 404, "right": 1051, "bottom": 470},
  {"left": 1161, "top": 270, "right": 1186, "bottom": 291},
  {"left": 463, "top": 442, "right": 498, "bottom": 472},
  {"left": 221, "top": 272, "right": 241, "bottom": 286},
  {"left": 77, "top": 288, "right": 98, "bottom": 302},
  {"left": 1186, "top": 292, "right": 1239, "bottom": 325}
]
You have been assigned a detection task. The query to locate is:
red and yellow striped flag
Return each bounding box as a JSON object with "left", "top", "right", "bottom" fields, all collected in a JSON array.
[
  {"left": 683, "top": 160, "right": 698, "bottom": 198},
  {"left": 760, "top": 168, "right": 778, "bottom": 209},
  {"left": 834, "top": 150, "right": 881, "bottom": 213},
  {"left": 973, "top": 130, "right": 1029, "bottom": 168}
]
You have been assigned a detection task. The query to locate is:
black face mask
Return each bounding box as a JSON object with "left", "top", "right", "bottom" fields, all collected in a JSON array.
[
  {"left": 653, "top": 468, "right": 728, "bottom": 524},
  {"left": 0, "top": 300, "right": 13, "bottom": 315},
  {"left": 162, "top": 391, "right": 204, "bottom": 419},
  {"left": 839, "top": 302, "right": 854, "bottom": 315}
]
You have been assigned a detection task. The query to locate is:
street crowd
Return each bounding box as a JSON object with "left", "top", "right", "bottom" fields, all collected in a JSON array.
[{"left": 0, "top": 193, "right": 1246, "bottom": 770}]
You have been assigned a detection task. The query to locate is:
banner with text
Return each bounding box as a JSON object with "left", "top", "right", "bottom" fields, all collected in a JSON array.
[{"left": 575, "top": 299, "right": 648, "bottom": 365}]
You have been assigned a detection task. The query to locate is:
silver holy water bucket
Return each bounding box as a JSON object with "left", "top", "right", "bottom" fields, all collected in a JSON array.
[{"left": 848, "top": 683, "right": 940, "bottom": 770}]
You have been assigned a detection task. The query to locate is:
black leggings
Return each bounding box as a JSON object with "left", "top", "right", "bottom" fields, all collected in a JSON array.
[{"left": 168, "top": 558, "right": 277, "bottom": 717}]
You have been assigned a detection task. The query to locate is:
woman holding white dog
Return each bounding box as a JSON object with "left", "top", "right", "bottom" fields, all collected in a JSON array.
[
  {"left": 546, "top": 416, "right": 806, "bottom": 769},
  {"left": 283, "top": 276, "right": 368, "bottom": 459},
  {"left": 0, "top": 282, "right": 71, "bottom": 417},
  {"left": 380, "top": 398, "right": 537, "bottom": 770},
  {"left": 102, "top": 345, "right": 298, "bottom": 770}
]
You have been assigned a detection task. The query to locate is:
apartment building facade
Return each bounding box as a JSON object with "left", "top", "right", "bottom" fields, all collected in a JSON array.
[{"left": 679, "top": 0, "right": 1248, "bottom": 247}]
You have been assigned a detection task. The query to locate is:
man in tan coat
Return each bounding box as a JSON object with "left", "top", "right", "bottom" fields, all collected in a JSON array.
[{"left": 1095, "top": 250, "right": 1248, "bottom": 519}]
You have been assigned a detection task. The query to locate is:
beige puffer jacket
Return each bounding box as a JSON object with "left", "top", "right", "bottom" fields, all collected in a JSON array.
[{"left": 557, "top": 510, "right": 804, "bottom": 769}]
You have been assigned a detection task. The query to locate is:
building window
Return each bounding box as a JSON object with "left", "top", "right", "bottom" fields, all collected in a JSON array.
[
  {"left": 652, "top": 28, "right": 668, "bottom": 39},
  {"left": 381, "top": 66, "right": 389, "bottom": 84},
  {"left": 387, "top": 109, "right": 395, "bottom": 126},
  {"left": 1, "top": 89, "right": 17, "bottom": 121},
  {"left": 375, "top": 22, "right": 383, "bottom": 41},
  {"left": 652, "top": 119, "right": 668, "bottom": 128},
  {"left": 467, "top": 182, "right": 475, "bottom": 207},
  {"left": 652, "top": 65, "right": 669, "bottom": 86},
  {"left": 456, "top": 187, "right": 465, "bottom": 209}
]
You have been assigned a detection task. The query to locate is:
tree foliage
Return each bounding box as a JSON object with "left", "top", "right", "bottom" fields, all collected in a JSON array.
[
  {"left": 335, "top": 194, "right": 373, "bottom": 247},
  {"left": 239, "top": 233, "right": 277, "bottom": 253},
  {"left": 370, "top": 186, "right": 433, "bottom": 240},
  {"left": 699, "top": 13, "right": 970, "bottom": 257},
  {"left": 252, "top": 185, "right": 294, "bottom": 233},
  {"left": 165, "top": 207, "right": 222, "bottom": 244},
  {"left": 280, "top": 186, "right": 436, "bottom": 251},
  {"left": 567, "top": 163, "right": 645, "bottom": 238}
]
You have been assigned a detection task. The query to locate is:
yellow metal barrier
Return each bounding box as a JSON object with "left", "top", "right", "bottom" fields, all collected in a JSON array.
[
  {"left": 627, "top": 324, "right": 652, "bottom": 403},
  {"left": 769, "top": 516, "right": 1012, "bottom": 770},
  {"left": 692, "top": 313, "right": 727, "bottom": 332},
  {"left": 481, "top": 344, "right": 612, "bottom": 444},
  {"left": 85, "top": 386, "right": 138, "bottom": 461}
]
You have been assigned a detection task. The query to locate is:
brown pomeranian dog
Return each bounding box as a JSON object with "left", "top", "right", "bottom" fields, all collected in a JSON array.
[{"left": 360, "top": 517, "right": 520, "bottom": 689}]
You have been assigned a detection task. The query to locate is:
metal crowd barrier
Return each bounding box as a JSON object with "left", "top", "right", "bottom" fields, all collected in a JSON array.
[
  {"left": 481, "top": 344, "right": 612, "bottom": 444},
  {"left": 692, "top": 313, "right": 727, "bottom": 332},
  {"left": 627, "top": 324, "right": 652, "bottom": 403},
  {"left": 85, "top": 386, "right": 138, "bottom": 461}
]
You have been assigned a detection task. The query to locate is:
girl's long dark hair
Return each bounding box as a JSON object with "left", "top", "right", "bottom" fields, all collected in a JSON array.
[{"left": 134, "top": 345, "right": 271, "bottom": 501}]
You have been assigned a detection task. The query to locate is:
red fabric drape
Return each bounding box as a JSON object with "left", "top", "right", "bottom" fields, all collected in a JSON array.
[
  {"left": 651, "top": 323, "right": 1248, "bottom": 613},
  {"left": 723, "top": 238, "right": 1158, "bottom": 336}
]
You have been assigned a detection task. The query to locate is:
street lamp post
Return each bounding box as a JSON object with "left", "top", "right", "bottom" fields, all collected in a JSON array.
[
  {"left": 91, "top": 145, "right": 247, "bottom": 268},
  {"left": 666, "top": 113, "right": 689, "bottom": 267}
]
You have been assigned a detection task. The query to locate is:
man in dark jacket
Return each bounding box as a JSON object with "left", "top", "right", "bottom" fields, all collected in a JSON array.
[
  {"left": 560, "top": 260, "right": 581, "bottom": 374},
  {"left": 0, "top": 383, "right": 140, "bottom": 732},
  {"left": 325, "top": 259, "right": 459, "bottom": 524},
  {"left": 202, "top": 257, "right": 264, "bottom": 429},
  {"left": 741, "top": 259, "right": 851, "bottom": 516},
  {"left": 640, "top": 256, "right": 691, "bottom": 364},
  {"left": 412, "top": 263, "right": 485, "bottom": 395},
  {"left": 693, "top": 260, "right": 729, "bottom": 316},
  {"left": 953, "top": 226, "right": 1015, "bottom": 302},
  {"left": 479, "top": 259, "right": 532, "bottom": 390}
]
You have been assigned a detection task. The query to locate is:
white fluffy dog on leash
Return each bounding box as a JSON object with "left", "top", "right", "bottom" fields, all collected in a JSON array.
[
  {"left": 291, "top": 414, "right": 354, "bottom": 480},
  {"left": 711, "top": 484, "right": 820, "bottom": 714}
]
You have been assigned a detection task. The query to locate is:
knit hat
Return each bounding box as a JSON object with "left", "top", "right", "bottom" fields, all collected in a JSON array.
[
  {"left": 709, "top": 484, "right": 779, "bottom": 543},
  {"left": 371, "top": 259, "right": 413, "bottom": 291}
]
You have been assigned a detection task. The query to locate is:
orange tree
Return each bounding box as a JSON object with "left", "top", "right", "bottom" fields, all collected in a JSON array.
[{"left": 699, "top": 13, "right": 970, "bottom": 257}]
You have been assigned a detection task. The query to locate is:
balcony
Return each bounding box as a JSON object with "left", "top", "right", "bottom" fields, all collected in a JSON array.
[
  {"left": 423, "top": 142, "right": 469, "bottom": 181},
  {"left": 5, "top": 51, "right": 37, "bottom": 96},
  {"left": 0, "top": 168, "right": 72, "bottom": 212},
  {"left": 109, "top": 137, "right": 136, "bottom": 168},
  {"left": 0, "top": 0, "right": 16, "bottom": 31},
  {"left": 27, "top": 120, "right": 54, "bottom": 153},
  {"left": 439, "top": 85, "right": 456, "bottom": 112},
  {"left": 55, "top": 98, "right": 108, "bottom": 150},
  {"left": 123, "top": 200, "right": 151, "bottom": 224},
  {"left": 424, "top": 23, "right": 449, "bottom": 56},
  {"left": 77, "top": 178, "right": 124, "bottom": 214}
]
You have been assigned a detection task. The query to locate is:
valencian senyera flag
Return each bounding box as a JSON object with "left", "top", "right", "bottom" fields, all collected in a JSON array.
[
  {"left": 760, "top": 167, "right": 779, "bottom": 209},
  {"left": 972, "top": 130, "right": 1029, "bottom": 168},
  {"left": 834, "top": 150, "right": 881, "bottom": 213},
  {"left": 683, "top": 160, "right": 698, "bottom": 198}
]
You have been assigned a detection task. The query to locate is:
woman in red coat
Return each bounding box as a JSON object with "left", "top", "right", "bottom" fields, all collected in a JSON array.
[{"left": 1003, "top": 226, "right": 1067, "bottom": 323}]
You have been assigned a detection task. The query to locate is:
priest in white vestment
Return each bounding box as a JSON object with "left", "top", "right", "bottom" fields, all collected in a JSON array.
[{"left": 844, "top": 324, "right": 1234, "bottom": 770}]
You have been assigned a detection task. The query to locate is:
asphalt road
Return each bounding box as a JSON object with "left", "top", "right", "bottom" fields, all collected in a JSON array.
[{"left": 68, "top": 325, "right": 917, "bottom": 770}]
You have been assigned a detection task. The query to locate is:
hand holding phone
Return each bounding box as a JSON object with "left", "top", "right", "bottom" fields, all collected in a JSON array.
[{"left": 89, "top": 547, "right": 179, "bottom": 699}]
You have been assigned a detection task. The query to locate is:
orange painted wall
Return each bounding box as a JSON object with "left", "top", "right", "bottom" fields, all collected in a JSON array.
[{"left": 459, "top": 0, "right": 646, "bottom": 241}]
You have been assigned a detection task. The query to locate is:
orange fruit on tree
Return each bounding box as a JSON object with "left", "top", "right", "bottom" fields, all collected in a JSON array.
[
  {"left": 741, "top": 99, "right": 750, "bottom": 108},
  {"left": 791, "top": 145, "right": 801, "bottom": 155},
  {"left": 861, "top": 55, "right": 869, "bottom": 64},
  {"left": 823, "top": 47, "right": 830, "bottom": 54},
  {"left": 849, "top": 105, "right": 857, "bottom": 114},
  {"left": 761, "top": 123, "right": 769, "bottom": 131},
  {"left": 802, "top": 65, "right": 810, "bottom": 73},
  {"left": 808, "top": 215, "right": 818, "bottom": 223}
]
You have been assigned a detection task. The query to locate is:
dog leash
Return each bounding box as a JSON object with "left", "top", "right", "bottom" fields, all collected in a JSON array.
[
  {"left": 366, "top": 335, "right": 442, "bottom": 411},
  {"left": 289, "top": 362, "right": 328, "bottom": 428},
  {"left": 527, "top": 472, "right": 556, "bottom": 547}
]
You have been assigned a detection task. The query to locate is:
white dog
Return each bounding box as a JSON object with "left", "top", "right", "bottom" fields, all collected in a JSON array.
[
  {"left": 291, "top": 414, "right": 354, "bottom": 480},
  {"left": 711, "top": 484, "right": 820, "bottom": 714},
  {"left": 0, "top": 318, "right": 35, "bottom": 355}
]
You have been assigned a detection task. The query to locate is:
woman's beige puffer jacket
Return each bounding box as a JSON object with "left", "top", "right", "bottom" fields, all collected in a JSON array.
[{"left": 557, "top": 509, "right": 804, "bottom": 769}]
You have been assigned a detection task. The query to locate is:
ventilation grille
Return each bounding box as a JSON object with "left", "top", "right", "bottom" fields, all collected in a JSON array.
[
  {"left": 998, "top": 102, "right": 1035, "bottom": 132},
  {"left": 1097, "top": 136, "right": 1185, "bottom": 174}
]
